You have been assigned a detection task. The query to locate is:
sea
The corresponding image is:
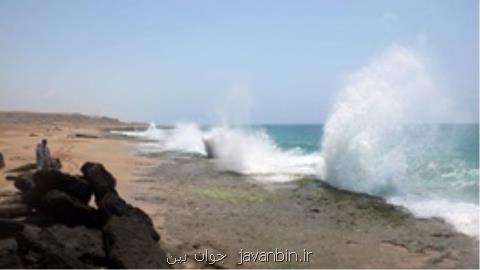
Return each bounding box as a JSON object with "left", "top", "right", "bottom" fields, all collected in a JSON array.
[
  {"left": 113, "top": 46, "right": 479, "bottom": 238},
  {"left": 114, "top": 122, "right": 479, "bottom": 238}
]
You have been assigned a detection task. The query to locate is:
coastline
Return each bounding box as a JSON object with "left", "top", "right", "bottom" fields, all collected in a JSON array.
[
  {"left": 0, "top": 112, "right": 478, "bottom": 269},
  {"left": 126, "top": 149, "right": 479, "bottom": 269},
  {"left": 0, "top": 112, "right": 148, "bottom": 195}
]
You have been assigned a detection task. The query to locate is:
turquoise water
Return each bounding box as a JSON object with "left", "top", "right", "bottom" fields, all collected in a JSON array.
[
  {"left": 258, "top": 124, "right": 323, "bottom": 153},
  {"left": 259, "top": 123, "right": 479, "bottom": 203}
]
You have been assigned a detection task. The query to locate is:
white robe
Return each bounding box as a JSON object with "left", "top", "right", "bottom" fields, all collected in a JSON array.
[{"left": 36, "top": 144, "right": 51, "bottom": 170}]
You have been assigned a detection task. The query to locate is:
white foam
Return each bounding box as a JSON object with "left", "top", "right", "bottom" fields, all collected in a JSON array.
[
  {"left": 112, "top": 122, "right": 166, "bottom": 141},
  {"left": 319, "top": 46, "right": 433, "bottom": 196},
  {"left": 115, "top": 123, "right": 322, "bottom": 182},
  {"left": 319, "top": 45, "right": 479, "bottom": 237},
  {"left": 204, "top": 127, "right": 322, "bottom": 180},
  {"left": 389, "top": 196, "right": 479, "bottom": 237},
  {"left": 163, "top": 123, "right": 206, "bottom": 155}
]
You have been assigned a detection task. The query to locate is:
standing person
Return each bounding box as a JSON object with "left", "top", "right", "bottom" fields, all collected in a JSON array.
[{"left": 36, "top": 139, "right": 51, "bottom": 170}]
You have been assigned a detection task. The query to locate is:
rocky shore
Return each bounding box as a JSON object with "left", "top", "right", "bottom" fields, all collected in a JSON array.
[
  {"left": 0, "top": 160, "right": 169, "bottom": 268},
  {"left": 128, "top": 152, "right": 479, "bottom": 269}
]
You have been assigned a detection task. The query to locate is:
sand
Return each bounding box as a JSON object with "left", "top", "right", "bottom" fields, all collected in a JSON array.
[
  {"left": 0, "top": 112, "right": 478, "bottom": 269},
  {"left": 0, "top": 112, "right": 148, "bottom": 196}
]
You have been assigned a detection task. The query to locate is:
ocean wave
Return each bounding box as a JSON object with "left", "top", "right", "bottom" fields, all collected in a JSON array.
[
  {"left": 389, "top": 196, "right": 479, "bottom": 237},
  {"left": 114, "top": 123, "right": 322, "bottom": 182},
  {"left": 112, "top": 48, "right": 479, "bottom": 237},
  {"left": 318, "top": 46, "right": 479, "bottom": 237}
]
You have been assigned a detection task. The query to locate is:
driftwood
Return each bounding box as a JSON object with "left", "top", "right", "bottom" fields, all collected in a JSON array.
[{"left": 75, "top": 133, "right": 98, "bottom": 139}]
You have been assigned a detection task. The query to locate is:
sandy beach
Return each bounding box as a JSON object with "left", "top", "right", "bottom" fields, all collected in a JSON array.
[
  {"left": 0, "top": 112, "right": 150, "bottom": 195},
  {"left": 0, "top": 112, "right": 478, "bottom": 269}
]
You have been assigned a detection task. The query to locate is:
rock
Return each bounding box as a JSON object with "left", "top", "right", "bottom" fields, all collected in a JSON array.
[
  {"left": 81, "top": 163, "right": 157, "bottom": 237},
  {"left": 7, "top": 163, "right": 37, "bottom": 173},
  {"left": 23, "top": 170, "right": 92, "bottom": 206},
  {"left": 0, "top": 191, "right": 26, "bottom": 218},
  {"left": 42, "top": 190, "right": 99, "bottom": 228},
  {"left": 81, "top": 162, "right": 116, "bottom": 201},
  {"left": 0, "top": 189, "right": 21, "bottom": 197},
  {"left": 203, "top": 138, "right": 216, "bottom": 158},
  {"left": 15, "top": 224, "right": 95, "bottom": 268},
  {"left": 47, "top": 225, "right": 107, "bottom": 267},
  {"left": 96, "top": 191, "right": 126, "bottom": 217},
  {"left": 0, "top": 219, "right": 25, "bottom": 239},
  {"left": 50, "top": 158, "right": 62, "bottom": 170},
  {"left": 0, "top": 238, "right": 23, "bottom": 268},
  {"left": 0, "top": 153, "right": 4, "bottom": 169},
  {"left": 5, "top": 175, "right": 18, "bottom": 181},
  {"left": 0, "top": 162, "right": 171, "bottom": 269},
  {"left": 0, "top": 221, "right": 24, "bottom": 268},
  {"left": 0, "top": 203, "right": 29, "bottom": 218},
  {"left": 97, "top": 191, "right": 159, "bottom": 241},
  {"left": 6, "top": 158, "right": 60, "bottom": 172},
  {"left": 0, "top": 190, "right": 23, "bottom": 204},
  {"left": 103, "top": 215, "right": 169, "bottom": 269},
  {"left": 13, "top": 173, "right": 34, "bottom": 193},
  {"left": 62, "top": 176, "right": 92, "bottom": 204}
]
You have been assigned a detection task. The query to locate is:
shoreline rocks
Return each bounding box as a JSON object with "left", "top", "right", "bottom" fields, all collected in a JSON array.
[
  {"left": 1, "top": 161, "right": 170, "bottom": 269},
  {"left": 0, "top": 153, "right": 4, "bottom": 169}
]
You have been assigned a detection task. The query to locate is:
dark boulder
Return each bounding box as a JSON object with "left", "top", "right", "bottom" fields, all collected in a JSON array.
[
  {"left": 0, "top": 219, "right": 25, "bottom": 239},
  {"left": 15, "top": 224, "right": 96, "bottom": 268},
  {"left": 97, "top": 191, "right": 159, "bottom": 241},
  {"left": 0, "top": 152, "right": 4, "bottom": 169},
  {"left": 7, "top": 163, "right": 36, "bottom": 173},
  {"left": 0, "top": 203, "right": 29, "bottom": 219},
  {"left": 203, "top": 138, "right": 217, "bottom": 159},
  {"left": 61, "top": 175, "right": 92, "bottom": 204},
  {"left": 50, "top": 158, "right": 62, "bottom": 171},
  {"left": 0, "top": 238, "right": 23, "bottom": 268},
  {"left": 0, "top": 220, "right": 25, "bottom": 268},
  {"left": 23, "top": 170, "right": 92, "bottom": 206},
  {"left": 103, "top": 215, "right": 169, "bottom": 269},
  {"left": 81, "top": 162, "right": 116, "bottom": 201},
  {"left": 0, "top": 162, "right": 169, "bottom": 269},
  {"left": 0, "top": 190, "right": 23, "bottom": 204},
  {"left": 12, "top": 173, "right": 34, "bottom": 193},
  {"left": 0, "top": 190, "right": 30, "bottom": 219},
  {"left": 96, "top": 191, "right": 125, "bottom": 217},
  {"left": 47, "top": 225, "right": 107, "bottom": 267},
  {"left": 42, "top": 190, "right": 99, "bottom": 228}
]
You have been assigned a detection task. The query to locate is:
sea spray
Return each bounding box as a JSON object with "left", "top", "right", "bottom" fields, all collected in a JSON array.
[
  {"left": 118, "top": 123, "right": 322, "bottom": 182},
  {"left": 319, "top": 46, "right": 479, "bottom": 236},
  {"left": 214, "top": 86, "right": 253, "bottom": 127},
  {"left": 163, "top": 123, "right": 206, "bottom": 154},
  {"left": 204, "top": 127, "right": 321, "bottom": 181},
  {"left": 319, "top": 46, "right": 434, "bottom": 194},
  {"left": 112, "top": 122, "right": 165, "bottom": 140}
]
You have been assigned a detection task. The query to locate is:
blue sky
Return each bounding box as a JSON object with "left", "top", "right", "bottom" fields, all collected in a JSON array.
[{"left": 0, "top": 0, "right": 478, "bottom": 124}]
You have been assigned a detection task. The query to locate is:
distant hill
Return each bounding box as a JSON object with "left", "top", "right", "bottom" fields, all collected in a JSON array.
[{"left": 0, "top": 111, "right": 121, "bottom": 124}]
